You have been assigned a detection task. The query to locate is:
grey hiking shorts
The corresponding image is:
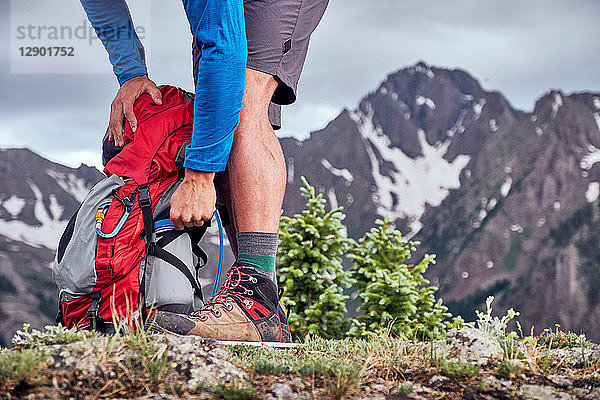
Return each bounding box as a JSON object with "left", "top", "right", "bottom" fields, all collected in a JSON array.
[{"left": 193, "top": 0, "right": 329, "bottom": 129}]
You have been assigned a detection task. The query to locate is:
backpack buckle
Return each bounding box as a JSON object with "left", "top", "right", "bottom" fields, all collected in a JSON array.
[
  {"left": 86, "top": 292, "right": 102, "bottom": 331},
  {"left": 111, "top": 189, "right": 135, "bottom": 209},
  {"left": 138, "top": 185, "right": 151, "bottom": 208}
]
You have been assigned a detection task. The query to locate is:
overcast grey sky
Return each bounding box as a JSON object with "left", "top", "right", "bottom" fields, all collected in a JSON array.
[{"left": 1, "top": 0, "right": 599, "bottom": 168}]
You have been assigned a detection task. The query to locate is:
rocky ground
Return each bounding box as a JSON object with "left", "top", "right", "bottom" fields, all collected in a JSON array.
[{"left": 1, "top": 326, "right": 600, "bottom": 399}]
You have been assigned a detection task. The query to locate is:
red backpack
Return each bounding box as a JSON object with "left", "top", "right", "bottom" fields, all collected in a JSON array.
[{"left": 53, "top": 86, "right": 209, "bottom": 331}]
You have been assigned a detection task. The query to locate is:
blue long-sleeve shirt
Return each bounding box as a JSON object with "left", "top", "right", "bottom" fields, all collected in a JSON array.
[{"left": 80, "top": 0, "right": 247, "bottom": 172}]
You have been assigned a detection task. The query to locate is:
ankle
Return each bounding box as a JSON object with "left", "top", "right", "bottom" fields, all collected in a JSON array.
[{"left": 236, "top": 231, "right": 278, "bottom": 282}]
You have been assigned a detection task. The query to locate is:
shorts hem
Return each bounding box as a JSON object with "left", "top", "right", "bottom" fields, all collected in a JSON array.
[{"left": 247, "top": 58, "right": 297, "bottom": 106}]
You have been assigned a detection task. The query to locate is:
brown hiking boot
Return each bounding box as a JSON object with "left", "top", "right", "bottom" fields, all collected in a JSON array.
[{"left": 149, "top": 263, "right": 291, "bottom": 342}]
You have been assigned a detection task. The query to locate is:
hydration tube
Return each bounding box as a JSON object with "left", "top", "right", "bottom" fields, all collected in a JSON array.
[
  {"left": 212, "top": 210, "right": 224, "bottom": 297},
  {"left": 95, "top": 203, "right": 131, "bottom": 239}
]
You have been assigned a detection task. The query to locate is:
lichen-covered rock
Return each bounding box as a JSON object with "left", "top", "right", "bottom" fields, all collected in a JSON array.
[
  {"left": 547, "top": 374, "right": 574, "bottom": 388},
  {"left": 271, "top": 383, "right": 297, "bottom": 399},
  {"left": 41, "top": 334, "right": 248, "bottom": 396},
  {"left": 581, "top": 387, "right": 600, "bottom": 400},
  {"left": 435, "top": 327, "right": 503, "bottom": 364},
  {"left": 549, "top": 344, "right": 600, "bottom": 366},
  {"left": 133, "top": 393, "right": 179, "bottom": 400},
  {"left": 518, "top": 384, "right": 576, "bottom": 400},
  {"left": 404, "top": 384, "right": 444, "bottom": 400},
  {"left": 480, "top": 375, "right": 513, "bottom": 391},
  {"left": 163, "top": 336, "right": 248, "bottom": 391},
  {"left": 428, "top": 375, "right": 448, "bottom": 386}
]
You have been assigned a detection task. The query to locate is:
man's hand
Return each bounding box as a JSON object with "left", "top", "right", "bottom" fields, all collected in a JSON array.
[
  {"left": 170, "top": 169, "right": 216, "bottom": 230},
  {"left": 109, "top": 75, "right": 162, "bottom": 147}
]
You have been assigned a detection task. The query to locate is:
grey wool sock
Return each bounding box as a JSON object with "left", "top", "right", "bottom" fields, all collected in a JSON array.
[{"left": 236, "top": 231, "right": 278, "bottom": 282}]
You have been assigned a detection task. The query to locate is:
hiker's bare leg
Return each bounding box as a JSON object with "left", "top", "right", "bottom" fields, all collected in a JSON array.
[
  {"left": 214, "top": 170, "right": 238, "bottom": 255},
  {"left": 218, "top": 68, "right": 286, "bottom": 256}
]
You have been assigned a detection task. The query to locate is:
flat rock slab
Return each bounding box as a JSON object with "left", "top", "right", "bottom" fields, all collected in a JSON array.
[
  {"left": 435, "top": 327, "right": 503, "bottom": 364},
  {"left": 518, "top": 384, "right": 576, "bottom": 400}
]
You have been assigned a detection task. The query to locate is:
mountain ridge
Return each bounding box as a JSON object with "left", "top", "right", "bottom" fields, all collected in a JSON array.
[
  {"left": 1, "top": 62, "right": 599, "bottom": 343},
  {"left": 280, "top": 62, "right": 600, "bottom": 338}
]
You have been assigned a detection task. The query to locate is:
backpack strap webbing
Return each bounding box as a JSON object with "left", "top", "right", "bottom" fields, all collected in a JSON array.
[
  {"left": 156, "top": 227, "right": 208, "bottom": 269},
  {"left": 148, "top": 242, "right": 204, "bottom": 302},
  {"left": 175, "top": 139, "right": 192, "bottom": 171},
  {"left": 138, "top": 184, "right": 153, "bottom": 323},
  {"left": 86, "top": 291, "right": 102, "bottom": 331}
]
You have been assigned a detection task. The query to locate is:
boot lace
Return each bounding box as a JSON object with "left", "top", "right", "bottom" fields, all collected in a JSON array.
[{"left": 191, "top": 265, "right": 258, "bottom": 319}]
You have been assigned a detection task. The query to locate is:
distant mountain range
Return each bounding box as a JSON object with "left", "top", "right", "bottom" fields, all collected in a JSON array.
[
  {"left": 281, "top": 62, "right": 600, "bottom": 338},
  {"left": 0, "top": 149, "right": 234, "bottom": 346},
  {"left": 1, "top": 62, "right": 599, "bottom": 344}
]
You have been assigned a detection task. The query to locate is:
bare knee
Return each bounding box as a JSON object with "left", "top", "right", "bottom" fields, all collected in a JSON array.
[{"left": 238, "top": 68, "right": 278, "bottom": 133}]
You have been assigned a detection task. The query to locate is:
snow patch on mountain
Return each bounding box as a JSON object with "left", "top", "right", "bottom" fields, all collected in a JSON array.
[
  {"left": 580, "top": 146, "right": 600, "bottom": 170},
  {"left": 2, "top": 195, "right": 26, "bottom": 218},
  {"left": 594, "top": 113, "right": 600, "bottom": 133},
  {"left": 46, "top": 169, "right": 91, "bottom": 203},
  {"left": 0, "top": 182, "right": 66, "bottom": 249},
  {"left": 489, "top": 119, "right": 498, "bottom": 132},
  {"left": 473, "top": 99, "right": 486, "bottom": 120},
  {"left": 551, "top": 93, "right": 563, "bottom": 119},
  {"left": 594, "top": 97, "right": 600, "bottom": 110},
  {"left": 327, "top": 188, "right": 339, "bottom": 209},
  {"left": 350, "top": 105, "right": 470, "bottom": 236},
  {"left": 287, "top": 157, "right": 295, "bottom": 184},
  {"left": 321, "top": 159, "right": 354, "bottom": 184},
  {"left": 414, "top": 63, "right": 435, "bottom": 78},
  {"left": 500, "top": 177, "right": 513, "bottom": 197},
  {"left": 48, "top": 195, "right": 64, "bottom": 221},
  {"left": 416, "top": 96, "right": 436, "bottom": 110},
  {"left": 586, "top": 182, "right": 599, "bottom": 203},
  {"left": 447, "top": 110, "right": 467, "bottom": 138}
]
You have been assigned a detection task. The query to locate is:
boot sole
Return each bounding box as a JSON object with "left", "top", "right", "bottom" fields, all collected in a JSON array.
[{"left": 216, "top": 340, "right": 301, "bottom": 348}]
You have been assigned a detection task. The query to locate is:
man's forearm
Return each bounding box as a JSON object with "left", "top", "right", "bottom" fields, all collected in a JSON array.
[
  {"left": 80, "top": 0, "right": 147, "bottom": 85},
  {"left": 182, "top": 0, "right": 248, "bottom": 173}
]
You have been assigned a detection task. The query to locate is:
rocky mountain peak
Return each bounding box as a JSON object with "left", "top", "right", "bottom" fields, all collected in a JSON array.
[
  {"left": 281, "top": 63, "right": 600, "bottom": 338},
  {"left": 0, "top": 63, "right": 599, "bottom": 344}
]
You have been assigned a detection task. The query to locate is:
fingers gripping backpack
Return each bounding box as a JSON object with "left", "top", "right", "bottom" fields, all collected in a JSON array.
[{"left": 53, "top": 86, "right": 208, "bottom": 332}]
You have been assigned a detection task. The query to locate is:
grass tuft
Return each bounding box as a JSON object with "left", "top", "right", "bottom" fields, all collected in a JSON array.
[
  {"left": 437, "top": 358, "right": 481, "bottom": 379},
  {"left": 538, "top": 328, "right": 590, "bottom": 349},
  {"left": 213, "top": 382, "right": 257, "bottom": 400},
  {"left": 0, "top": 348, "right": 47, "bottom": 387},
  {"left": 495, "top": 359, "right": 521, "bottom": 378},
  {"left": 11, "top": 323, "right": 98, "bottom": 349}
]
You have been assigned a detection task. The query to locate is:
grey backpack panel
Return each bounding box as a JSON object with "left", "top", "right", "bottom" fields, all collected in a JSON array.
[
  {"left": 142, "top": 178, "right": 203, "bottom": 313},
  {"left": 52, "top": 175, "right": 124, "bottom": 302},
  {"left": 145, "top": 233, "right": 203, "bottom": 313}
]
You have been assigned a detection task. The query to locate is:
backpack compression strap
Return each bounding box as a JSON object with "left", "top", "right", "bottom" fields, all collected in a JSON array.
[
  {"left": 139, "top": 184, "right": 206, "bottom": 310},
  {"left": 138, "top": 184, "right": 153, "bottom": 323},
  {"left": 148, "top": 239, "right": 204, "bottom": 301}
]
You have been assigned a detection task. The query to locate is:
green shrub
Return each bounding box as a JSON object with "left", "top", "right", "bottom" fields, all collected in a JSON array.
[
  {"left": 348, "top": 219, "right": 454, "bottom": 340},
  {"left": 278, "top": 177, "right": 355, "bottom": 340}
]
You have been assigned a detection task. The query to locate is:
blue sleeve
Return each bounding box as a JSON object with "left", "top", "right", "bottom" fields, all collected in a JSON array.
[
  {"left": 182, "top": 0, "right": 248, "bottom": 172},
  {"left": 79, "top": 0, "right": 148, "bottom": 85}
]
